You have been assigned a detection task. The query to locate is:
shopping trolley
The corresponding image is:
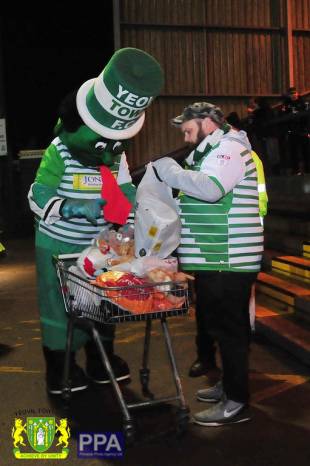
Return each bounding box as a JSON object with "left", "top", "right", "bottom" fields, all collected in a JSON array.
[{"left": 55, "top": 255, "right": 190, "bottom": 444}]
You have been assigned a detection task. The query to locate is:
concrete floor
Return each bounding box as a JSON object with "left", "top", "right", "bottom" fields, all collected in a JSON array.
[{"left": 1, "top": 238, "right": 310, "bottom": 466}]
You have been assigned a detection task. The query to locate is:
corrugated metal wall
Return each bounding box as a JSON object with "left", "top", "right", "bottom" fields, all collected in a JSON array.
[
  {"left": 292, "top": 0, "right": 310, "bottom": 91},
  {"left": 115, "top": 0, "right": 310, "bottom": 167}
]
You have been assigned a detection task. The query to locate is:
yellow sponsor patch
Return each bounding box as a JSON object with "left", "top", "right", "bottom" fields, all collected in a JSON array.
[
  {"left": 148, "top": 226, "right": 158, "bottom": 237},
  {"left": 153, "top": 242, "right": 162, "bottom": 252},
  {"left": 73, "top": 174, "right": 102, "bottom": 191}
]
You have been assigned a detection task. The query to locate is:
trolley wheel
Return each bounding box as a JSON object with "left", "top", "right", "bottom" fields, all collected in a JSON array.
[
  {"left": 176, "top": 407, "right": 190, "bottom": 435},
  {"left": 139, "top": 368, "right": 150, "bottom": 388},
  {"left": 177, "top": 417, "right": 189, "bottom": 435},
  {"left": 123, "top": 422, "right": 136, "bottom": 446},
  {"left": 61, "top": 387, "right": 72, "bottom": 402},
  {"left": 140, "top": 368, "right": 154, "bottom": 399}
]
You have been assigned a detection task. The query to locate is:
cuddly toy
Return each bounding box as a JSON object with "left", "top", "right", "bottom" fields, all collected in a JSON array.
[
  {"left": 76, "top": 224, "right": 135, "bottom": 278},
  {"left": 28, "top": 48, "right": 164, "bottom": 394}
]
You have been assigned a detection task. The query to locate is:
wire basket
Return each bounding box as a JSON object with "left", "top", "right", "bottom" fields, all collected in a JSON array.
[{"left": 55, "top": 258, "right": 189, "bottom": 324}]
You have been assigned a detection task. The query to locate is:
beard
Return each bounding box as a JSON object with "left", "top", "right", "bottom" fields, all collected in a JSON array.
[
  {"left": 197, "top": 125, "right": 206, "bottom": 143},
  {"left": 186, "top": 121, "right": 206, "bottom": 147}
]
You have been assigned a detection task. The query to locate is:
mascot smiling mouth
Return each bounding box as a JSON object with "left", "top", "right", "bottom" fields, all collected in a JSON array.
[{"left": 54, "top": 91, "right": 128, "bottom": 168}]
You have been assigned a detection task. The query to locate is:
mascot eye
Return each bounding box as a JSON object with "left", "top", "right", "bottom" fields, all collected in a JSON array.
[
  {"left": 112, "top": 141, "right": 122, "bottom": 152},
  {"left": 95, "top": 141, "right": 107, "bottom": 151}
]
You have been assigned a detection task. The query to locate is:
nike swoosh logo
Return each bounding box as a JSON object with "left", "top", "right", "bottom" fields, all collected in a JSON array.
[{"left": 223, "top": 406, "right": 242, "bottom": 418}]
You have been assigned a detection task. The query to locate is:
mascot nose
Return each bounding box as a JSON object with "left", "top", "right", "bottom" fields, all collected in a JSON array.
[{"left": 101, "top": 151, "right": 114, "bottom": 166}]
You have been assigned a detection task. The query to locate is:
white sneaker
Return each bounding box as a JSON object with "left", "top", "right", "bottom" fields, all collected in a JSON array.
[
  {"left": 193, "top": 399, "right": 250, "bottom": 426},
  {"left": 196, "top": 380, "right": 223, "bottom": 402}
]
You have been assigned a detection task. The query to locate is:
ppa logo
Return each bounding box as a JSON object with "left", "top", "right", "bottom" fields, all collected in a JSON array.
[{"left": 77, "top": 432, "right": 124, "bottom": 459}]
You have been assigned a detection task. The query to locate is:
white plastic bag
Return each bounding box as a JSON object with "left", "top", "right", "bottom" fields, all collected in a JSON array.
[{"left": 134, "top": 162, "right": 181, "bottom": 259}]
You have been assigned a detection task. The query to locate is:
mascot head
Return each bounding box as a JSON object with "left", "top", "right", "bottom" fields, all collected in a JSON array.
[{"left": 54, "top": 47, "right": 164, "bottom": 167}]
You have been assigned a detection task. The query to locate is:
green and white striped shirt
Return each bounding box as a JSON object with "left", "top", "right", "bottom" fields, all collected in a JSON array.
[
  {"left": 33, "top": 138, "right": 134, "bottom": 245},
  {"left": 177, "top": 131, "right": 264, "bottom": 271}
]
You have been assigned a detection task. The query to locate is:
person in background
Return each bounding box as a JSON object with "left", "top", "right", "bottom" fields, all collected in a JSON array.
[
  {"left": 248, "top": 98, "right": 279, "bottom": 175},
  {"left": 245, "top": 97, "right": 258, "bottom": 137},
  {"left": 226, "top": 111, "right": 244, "bottom": 131},
  {"left": 281, "top": 87, "right": 309, "bottom": 174},
  {"left": 246, "top": 97, "right": 258, "bottom": 121},
  {"left": 152, "top": 102, "right": 264, "bottom": 426}
]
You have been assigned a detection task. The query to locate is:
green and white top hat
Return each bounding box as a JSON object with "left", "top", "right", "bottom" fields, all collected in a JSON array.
[{"left": 77, "top": 47, "right": 164, "bottom": 140}]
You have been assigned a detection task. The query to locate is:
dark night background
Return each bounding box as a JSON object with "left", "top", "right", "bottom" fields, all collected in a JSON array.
[
  {"left": 0, "top": 12, "right": 115, "bottom": 236},
  {"left": 1, "top": 12, "right": 114, "bottom": 154}
]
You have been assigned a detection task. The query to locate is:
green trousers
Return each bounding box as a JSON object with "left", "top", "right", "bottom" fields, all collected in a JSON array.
[{"left": 35, "top": 229, "right": 114, "bottom": 351}]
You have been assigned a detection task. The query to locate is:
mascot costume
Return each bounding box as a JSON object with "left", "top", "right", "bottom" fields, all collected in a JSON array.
[{"left": 28, "top": 48, "right": 164, "bottom": 394}]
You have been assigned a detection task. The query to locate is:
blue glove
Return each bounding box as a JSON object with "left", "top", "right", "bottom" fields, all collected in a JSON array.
[{"left": 61, "top": 199, "right": 106, "bottom": 226}]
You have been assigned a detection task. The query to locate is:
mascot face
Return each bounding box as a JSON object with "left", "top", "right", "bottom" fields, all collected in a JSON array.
[{"left": 60, "top": 125, "right": 127, "bottom": 167}]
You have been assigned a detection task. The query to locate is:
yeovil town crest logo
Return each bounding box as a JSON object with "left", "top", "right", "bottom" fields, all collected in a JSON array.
[{"left": 12, "top": 417, "right": 70, "bottom": 459}]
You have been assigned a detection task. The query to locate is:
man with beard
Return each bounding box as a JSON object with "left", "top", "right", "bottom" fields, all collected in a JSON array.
[
  {"left": 152, "top": 102, "right": 263, "bottom": 426},
  {"left": 179, "top": 109, "right": 227, "bottom": 379}
]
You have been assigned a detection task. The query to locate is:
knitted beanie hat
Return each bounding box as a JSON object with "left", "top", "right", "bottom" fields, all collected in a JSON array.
[
  {"left": 77, "top": 48, "right": 164, "bottom": 140},
  {"left": 172, "top": 102, "right": 225, "bottom": 127}
]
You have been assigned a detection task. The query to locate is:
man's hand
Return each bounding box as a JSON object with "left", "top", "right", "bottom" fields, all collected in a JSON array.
[
  {"left": 152, "top": 165, "right": 163, "bottom": 182},
  {"left": 152, "top": 157, "right": 180, "bottom": 183},
  {"left": 61, "top": 199, "right": 106, "bottom": 225},
  {"left": 152, "top": 157, "right": 224, "bottom": 202}
]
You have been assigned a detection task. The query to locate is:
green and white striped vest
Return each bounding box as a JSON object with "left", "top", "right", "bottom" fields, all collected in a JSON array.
[{"left": 178, "top": 138, "right": 264, "bottom": 272}]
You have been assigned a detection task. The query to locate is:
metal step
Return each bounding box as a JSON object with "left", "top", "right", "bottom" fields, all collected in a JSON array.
[
  {"left": 303, "top": 241, "right": 310, "bottom": 259},
  {"left": 255, "top": 304, "right": 310, "bottom": 366},
  {"left": 270, "top": 268, "right": 310, "bottom": 288},
  {"left": 271, "top": 255, "right": 310, "bottom": 281},
  {"left": 256, "top": 271, "right": 310, "bottom": 307},
  {"left": 254, "top": 176, "right": 310, "bottom": 365},
  {"left": 262, "top": 248, "right": 289, "bottom": 271}
]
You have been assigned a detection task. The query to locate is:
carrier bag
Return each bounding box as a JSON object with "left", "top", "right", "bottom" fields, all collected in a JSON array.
[{"left": 134, "top": 162, "right": 181, "bottom": 259}]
